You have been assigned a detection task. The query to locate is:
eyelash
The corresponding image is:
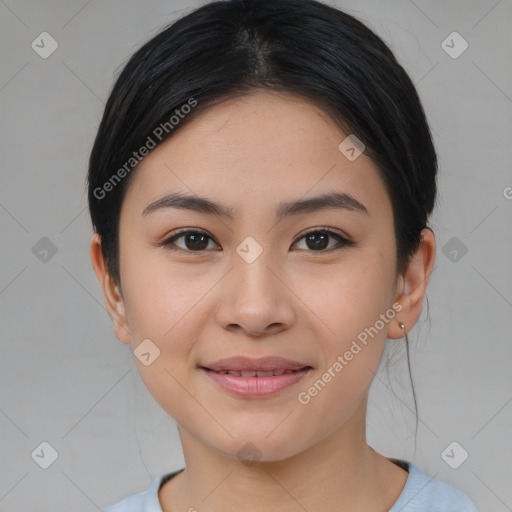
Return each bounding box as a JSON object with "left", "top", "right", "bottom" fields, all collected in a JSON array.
[{"left": 160, "top": 227, "right": 354, "bottom": 254}]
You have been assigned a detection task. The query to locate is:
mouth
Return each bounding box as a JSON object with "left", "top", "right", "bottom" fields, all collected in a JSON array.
[{"left": 199, "top": 356, "right": 313, "bottom": 397}]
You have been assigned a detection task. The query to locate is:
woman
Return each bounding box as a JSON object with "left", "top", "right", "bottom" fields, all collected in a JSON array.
[{"left": 88, "top": 0, "right": 480, "bottom": 510}]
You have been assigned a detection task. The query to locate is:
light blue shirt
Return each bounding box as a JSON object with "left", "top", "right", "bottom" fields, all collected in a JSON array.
[{"left": 102, "top": 461, "right": 480, "bottom": 511}]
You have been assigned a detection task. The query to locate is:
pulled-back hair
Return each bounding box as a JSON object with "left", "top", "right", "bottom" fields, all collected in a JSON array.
[{"left": 87, "top": 0, "right": 437, "bottom": 285}]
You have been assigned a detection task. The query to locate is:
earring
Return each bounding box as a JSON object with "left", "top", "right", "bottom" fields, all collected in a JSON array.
[{"left": 398, "top": 321, "right": 409, "bottom": 346}]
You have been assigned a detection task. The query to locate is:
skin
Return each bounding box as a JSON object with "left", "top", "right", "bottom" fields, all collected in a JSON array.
[{"left": 91, "top": 90, "right": 436, "bottom": 512}]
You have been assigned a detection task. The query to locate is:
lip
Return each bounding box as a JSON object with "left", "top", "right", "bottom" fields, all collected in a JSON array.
[{"left": 199, "top": 356, "right": 313, "bottom": 398}]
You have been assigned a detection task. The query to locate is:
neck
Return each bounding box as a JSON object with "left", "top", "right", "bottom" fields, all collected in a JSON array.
[{"left": 159, "top": 398, "right": 408, "bottom": 512}]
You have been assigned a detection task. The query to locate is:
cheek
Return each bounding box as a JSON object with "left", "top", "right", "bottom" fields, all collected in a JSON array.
[
  {"left": 304, "top": 251, "right": 396, "bottom": 345},
  {"left": 295, "top": 295, "right": 391, "bottom": 438},
  {"left": 121, "top": 244, "right": 206, "bottom": 341},
  {"left": 297, "top": 250, "right": 396, "bottom": 404},
  {"left": 120, "top": 256, "right": 205, "bottom": 420}
]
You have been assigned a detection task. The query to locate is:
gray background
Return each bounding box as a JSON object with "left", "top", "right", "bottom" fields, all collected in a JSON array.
[{"left": 1, "top": 0, "right": 511, "bottom": 510}]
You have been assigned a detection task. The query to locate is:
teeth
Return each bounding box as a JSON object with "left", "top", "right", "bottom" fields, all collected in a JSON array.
[
  {"left": 213, "top": 369, "right": 301, "bottom": 376},
  {"left": 256, "top": 371, "right": 274, "bottom": 377}
]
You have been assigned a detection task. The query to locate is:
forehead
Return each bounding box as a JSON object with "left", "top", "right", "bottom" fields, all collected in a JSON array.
[{"left": 122, "top": 90, "right": 390, "bottom": 219}]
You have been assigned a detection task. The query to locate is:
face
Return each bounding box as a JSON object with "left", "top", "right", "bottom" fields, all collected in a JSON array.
[{"left": 100, "top": 91, "right": 406, "bottom": 462}]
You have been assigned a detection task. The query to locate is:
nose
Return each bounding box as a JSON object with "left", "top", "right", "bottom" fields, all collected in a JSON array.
[{"left": 215, "top": 250, "right": 296, "bottom": 338}]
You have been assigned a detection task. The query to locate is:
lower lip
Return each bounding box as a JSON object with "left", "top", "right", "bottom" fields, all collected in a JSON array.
[{"left": 201, "top": 368, "right": 312, "bottom": 397}]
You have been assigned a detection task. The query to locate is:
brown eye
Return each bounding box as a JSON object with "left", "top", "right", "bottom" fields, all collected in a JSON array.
[
  {"left": 162, "top": 229, "right": 218, "bottom": 252},
  {"left": 293, "top": 228, "right": 353, "bottom": 252}
]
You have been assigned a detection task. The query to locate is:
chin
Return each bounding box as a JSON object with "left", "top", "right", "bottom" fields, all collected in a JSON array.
[{"left": 205, "top": 429, "right": 311, "bottom": 465}]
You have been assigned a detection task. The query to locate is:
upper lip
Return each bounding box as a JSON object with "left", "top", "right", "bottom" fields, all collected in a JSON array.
[{"left": 201, "top": 356, "right": 311, "bottom": 372}]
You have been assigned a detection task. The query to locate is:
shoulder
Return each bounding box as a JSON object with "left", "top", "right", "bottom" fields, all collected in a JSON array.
[
  {"left": 102, "top": 488, "right": 146, "bottom": 512},
  {"left": 390, "top": 461, "right": 480, "bottom": 512},
  {"left": 101, "top": 472, "right": 174, "bottom": 512}
]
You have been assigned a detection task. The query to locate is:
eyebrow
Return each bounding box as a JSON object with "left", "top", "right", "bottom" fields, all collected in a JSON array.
[{"left": 142, "top": 191, "right": 368, "bottom": 220}]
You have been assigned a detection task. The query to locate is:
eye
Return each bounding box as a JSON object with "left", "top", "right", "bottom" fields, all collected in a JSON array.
[
  {"left": 160, "top": 227, "right": 353, "bottom": 253},
  {"left": 292, "top": 227, "right": 353, "bottom": 252},
  {"left": 161, "top": 229, "right": 219, "bottom": 252}
]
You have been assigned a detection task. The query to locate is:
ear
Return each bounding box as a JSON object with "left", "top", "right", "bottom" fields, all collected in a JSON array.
[
  {"left": 90, "top": 233, "right": 132, "bottom": 344},
  {"left": 387, "top": 228, "right": 436, "bottom": 339}
]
